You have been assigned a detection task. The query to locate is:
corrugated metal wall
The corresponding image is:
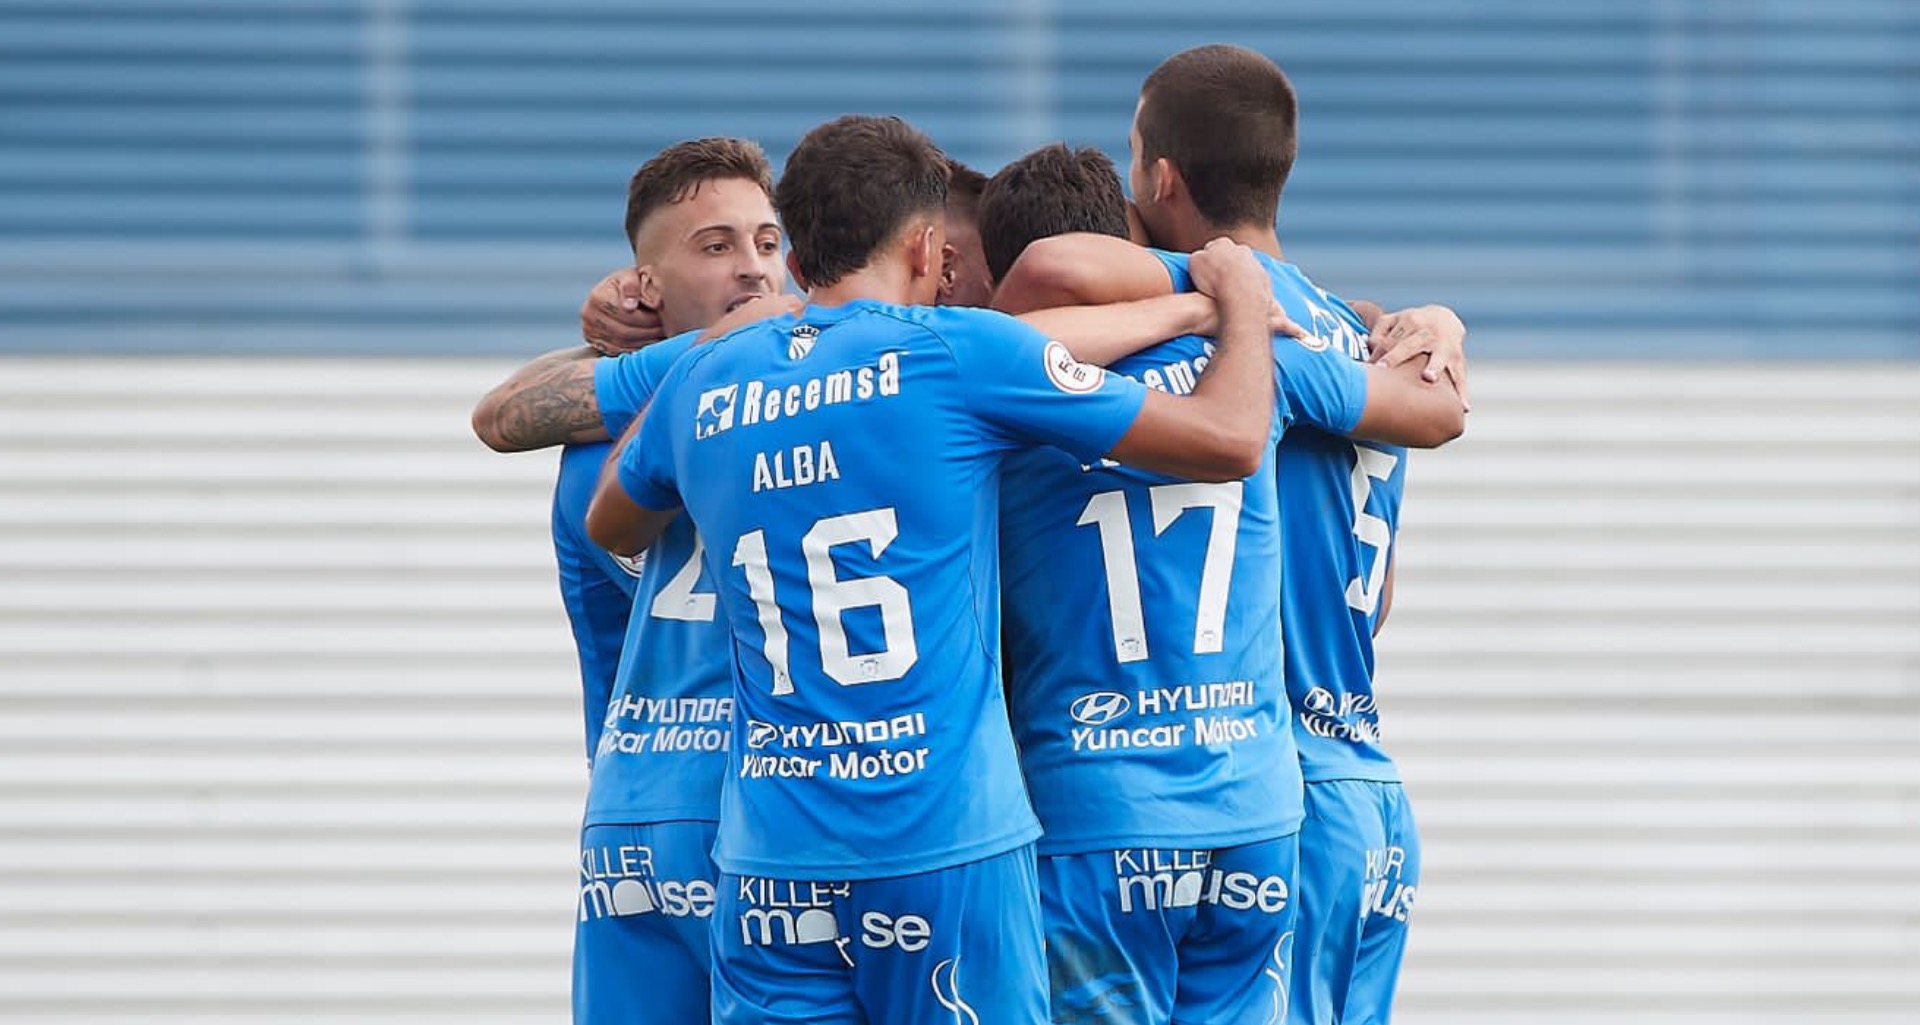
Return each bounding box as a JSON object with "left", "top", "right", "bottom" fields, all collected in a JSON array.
[
  {"left": 1380, "top": 363, "right": 1920, "bottom": 1023},
  {"left": 0, "top": 360, "right": 580, "bottom": 1022},
  {"left": 1, "top": 357, "right": 1914, "bottom": 1022},
  {"left": 3, "top": 0, "right": 1916, "bottom": 358}
]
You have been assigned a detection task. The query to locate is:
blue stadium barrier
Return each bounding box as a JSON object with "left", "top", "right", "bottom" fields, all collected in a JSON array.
[{"left": 1, "top": 0, "right": 1914, "bottom": 357}]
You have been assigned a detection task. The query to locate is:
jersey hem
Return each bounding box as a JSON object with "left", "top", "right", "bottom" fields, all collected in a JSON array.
[
  {"left": 1299, "top": 765, "right": 1402, "bottom": 785},
  {"left": 580, "top": 817, "right": 718, "bottom": 831},
  {"left": 583, "top": 806, "right": 721, "bottom": 829},
  {"left": 714, "top": 820, "right": 1042, "bottom": 881},
  {"left": 1033, "top": 818, "right": 1301, "bottom": 858}
]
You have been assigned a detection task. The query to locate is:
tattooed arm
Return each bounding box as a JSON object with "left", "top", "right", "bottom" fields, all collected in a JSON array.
[{"left": 470, "top": 345, "right": 607, "bottom": 452}]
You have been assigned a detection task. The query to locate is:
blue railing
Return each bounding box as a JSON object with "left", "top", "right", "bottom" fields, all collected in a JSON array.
[{"left": 2, "top": 0, "right": 1914, "bottom": 357}]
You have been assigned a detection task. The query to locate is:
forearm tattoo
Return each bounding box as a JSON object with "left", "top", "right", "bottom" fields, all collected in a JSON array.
[{"left": 494, "top": 353, "right": 601, "bottom": 449}]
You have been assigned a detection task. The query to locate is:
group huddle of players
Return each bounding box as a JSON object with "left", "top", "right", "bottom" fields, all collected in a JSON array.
[{"left": 472, "top": 42, "right": 1468, "bottom": 1025}]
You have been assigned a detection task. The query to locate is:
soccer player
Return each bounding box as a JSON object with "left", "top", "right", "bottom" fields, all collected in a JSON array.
[
  {"left": 550, "top": 438, "right": 642, "bottom": 762},
  {"left": 481, "top": 136, "right": 1273, "bottom": 1024},
  {"left": 474, "top": 136, "right": 787, "bottom": 1025},
  {"left": 980, "top": 143, "right": 1462, "bottom": 1025},
  {"left": 585, "top": 113, "right": 1281, "bottom": 1025},
  {"left": 569, "top": 155, "right": 994, "bottom": 347},
  {"left": 938, "top": 157, "right": 996, "bottom": 308},
  {"left": 994, "top": 45, "right": 1460, "bottom": 1025}
]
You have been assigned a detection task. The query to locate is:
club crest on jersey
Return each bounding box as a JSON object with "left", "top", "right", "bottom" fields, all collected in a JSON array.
[
  {"left": 1043, "top": 340, "right": 1103, "bottom": 394},
  {"left": 787, "top": 324, "right": 819, "bottom": 360},
  {"left": 695, "top": 385, "right": 739, "bottom": 439}
]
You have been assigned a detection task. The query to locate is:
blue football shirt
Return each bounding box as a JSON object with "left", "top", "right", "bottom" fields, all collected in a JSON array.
[
  {"left": 1002, "top": 251, "right": 1375, "bottom": 854},
  {"left": 1158, "top": 251, "right": 1408, "bottom": 783},
  {"left": 1275, "top": 429, "right": 1407, "bottom": 783},
  {"left": 581, "top": 331, "right": 740, "bottom": 825},
  {"left": 551, "top": 441, "right": 641, "bottom": 762},
  {"left": 617, "top": 300, "right": 1149, "bottom": 880}
]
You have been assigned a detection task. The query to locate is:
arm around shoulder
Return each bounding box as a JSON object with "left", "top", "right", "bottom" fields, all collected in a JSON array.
[
  {"left": 470, "top": 345, "right": 608, "bottom": 452},
  {"left": 992, "top": 233, "right": 1176, "bottom": 315},
  {"left": 1102, "top": 240, "right": 1274, "bottom": 481},
  {"left": 1350, "top": 358, "right": 1466, "bottom": 450}
]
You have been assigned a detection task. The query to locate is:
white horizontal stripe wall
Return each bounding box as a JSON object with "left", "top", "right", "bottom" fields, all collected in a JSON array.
[
  {"left": 0, "top": 358, "right": 1913, "bottom": 1023},
  {"left": 1381, "top": 364, "right": 1920, "bottom": 1024}
]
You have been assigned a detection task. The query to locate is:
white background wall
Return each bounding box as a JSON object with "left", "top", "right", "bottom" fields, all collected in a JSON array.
[{"left": 0, "top": 357, "right": 1914, "bottom": 1022}]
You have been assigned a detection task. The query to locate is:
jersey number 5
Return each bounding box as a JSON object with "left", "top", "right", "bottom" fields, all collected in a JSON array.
[{"left": 1345, "top": 444, "right": 1400, "bottom": 615}]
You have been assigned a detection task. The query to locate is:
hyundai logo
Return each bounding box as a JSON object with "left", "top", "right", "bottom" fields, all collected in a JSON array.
[
  {"left": 1070, "top": 691, "right": 1131, "bottom": 726},
  {"left": 746, "top": 720, "right": 780, "bottom": 749}
]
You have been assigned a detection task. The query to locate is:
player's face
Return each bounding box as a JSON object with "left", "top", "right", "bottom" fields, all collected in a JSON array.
[
  {"left": 939, "top": 208, "right": 994, "bottom": 308},
  {"left": 634, "top": 177, "right": 786, "bottom": 336}
]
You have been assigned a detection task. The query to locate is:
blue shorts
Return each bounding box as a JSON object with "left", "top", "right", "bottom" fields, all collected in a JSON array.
[
  {"left": 1290, "top": 781, "right": 1420, "bottom": 1025},
  {"left": 711, "top": 844, "right": 1046, "bottom": 1025},
  {"left": 573, "top": 820, "right": 720, "bottom": 1025},
  {"left": 1043, "top": 836, "right": 1299, "bottom": 1025}
]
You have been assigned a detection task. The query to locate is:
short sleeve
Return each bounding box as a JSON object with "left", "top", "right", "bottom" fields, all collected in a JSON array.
[
  {"left": 1150, "top": 248, "right": 1193, "bottom": 292},
  {"left": 942, "top": 310, "right": 1148, "bottom": 463},
  {"left": 1273, "top": 336, "right": 1369, "bottom": 435},
  {"left": 613, "top": 369, "right": 687, "bottom": 513},
  {"left": 593, "top": 329, "right": 702, "bottom": 438}
]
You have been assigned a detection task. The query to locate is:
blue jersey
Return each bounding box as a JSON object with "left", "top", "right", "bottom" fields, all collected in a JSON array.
[
  {"left": 581, "top": 332, "right": 736, "bottom": 825},
  {"left": 1002, "top": 253, "right": 1374, "bottom": 854},
  {"left": 552, "top": 441, "right": 641, "bottom": 762},
  {"left": 617, "top": 300, "right": 1148, "bottom": 880},
  {"left": 1157, "top": 252, "right": 1406, "bottom": 783},
  {"left": 1276, "top": 426, "right": 1407, "bottom": 783}
]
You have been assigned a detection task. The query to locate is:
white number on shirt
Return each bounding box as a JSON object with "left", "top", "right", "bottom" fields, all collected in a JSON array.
[
  {"left": 731, "top": 530, "right": 792, "bottom": 694},
  {"left": 649, "top": 534, "right": 717, "bottom": 622},
  {"left": 1344, "top": 444, "right": 1400, "bottom": 615},
  {"left": 1077, "top": 482, "right": 1243, "bottom": 664},
  {"left": 732, "top": 507, "right": 919, "bottom": 695}
]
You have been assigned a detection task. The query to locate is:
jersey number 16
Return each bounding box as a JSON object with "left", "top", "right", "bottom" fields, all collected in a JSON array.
[{"left": 731, "top": 508, "right": 919, "bottom": 695}]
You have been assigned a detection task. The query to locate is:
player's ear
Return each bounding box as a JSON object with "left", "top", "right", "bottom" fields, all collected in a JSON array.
[
  {"left": 908, "top": 222, "right": 939, "bottom": 281},
  {"left": 937, "top": 242, "right": 958, "bottom": 303},
  {"left": 784, "top": 250, "right": 810, "bottom": 292},
  {"left": 634, "top": 263, "right": 666, "bottom": 311},
  {"left": 1150, "top": 157, "right": 1181, "bottom": 206}
]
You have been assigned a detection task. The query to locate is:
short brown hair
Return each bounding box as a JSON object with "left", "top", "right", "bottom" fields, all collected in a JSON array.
[
  {"left": 623, "top": 137, "right": 774, "bottom": 249},
  {"left": 977, "top": 144, "right": 1130, "bottom": 281},
  {"left": 775, "top": 115, "right": 949, "bottom": 289},
  {"left": 945, "top": 157, "right": 988, "bottom": 219},
  {"left": 1138, "top": 44, "right": 1297, "bottom": 228}
]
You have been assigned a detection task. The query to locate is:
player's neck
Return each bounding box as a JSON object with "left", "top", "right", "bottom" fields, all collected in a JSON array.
[
  {"left": 1162, "top": 217, "right": 1284, "bottom": 262},
  {"left": 660, "top": 312, "right": 701, "bottom": 338},
  {"left": 807, "top": 262, "right": 919, "bottom": 309},
  {"left": 1218, "top": 223, "right": 1283, "bottom": 261}
]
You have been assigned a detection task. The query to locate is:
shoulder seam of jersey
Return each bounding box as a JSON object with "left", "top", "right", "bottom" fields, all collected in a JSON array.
[{"left": 859, "top": 305, "right": 980, "bottom": 417}]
